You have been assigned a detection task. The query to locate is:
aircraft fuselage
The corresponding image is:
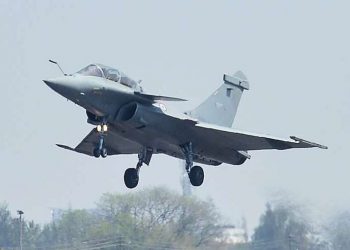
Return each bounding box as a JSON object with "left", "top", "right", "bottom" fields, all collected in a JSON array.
[{"left": 44, "top": 63, "right": 326, "bottom": 189}]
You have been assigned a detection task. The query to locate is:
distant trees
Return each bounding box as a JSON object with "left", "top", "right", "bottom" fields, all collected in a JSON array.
[
  {"left": 37, "top": 209, "right": 98, "bottom": 248},
  {"left": 327, "top": 211, "right": 350, "bottom": 250},
  {"left": 96, "top": 188, "right": 222, "bottom": 248},
  {"left": 0, "top": 203, "right": 17, "bottom": 248},
  {"left": 35, "top": 187, "right": 223, "bottom": 249},
  {"left": 252, "top": 202, "right": 312, "bottom": 250},
  {"left": 251, "top": 200, "right": 349, "bottom": 250},
  {"left": 0, "top": 203, "right": 41, "bottom": 249},
  {"left": 2, "top": 188, "right": 350, "bottom": 250}
]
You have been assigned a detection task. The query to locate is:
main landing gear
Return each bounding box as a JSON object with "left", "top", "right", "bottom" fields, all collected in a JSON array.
[
  {"left": 123, "top": 143, "right": 204, "bottom": 189},
  {"left": 182, "top": 142, "right": 204, "bottom": 186},
  {"left": 95, "top": 137, "right": 202, "bottom": 188},
  {"left": 124, "top": 148, "right": 153, "bottom": 189},
  {"left": 93, "top": 123, "right": 108, "bottom": 158}
]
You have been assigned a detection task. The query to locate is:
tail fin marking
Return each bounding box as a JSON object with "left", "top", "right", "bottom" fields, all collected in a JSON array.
[{"left": 187, "top": 71, "right": 249, "bottom": 127}]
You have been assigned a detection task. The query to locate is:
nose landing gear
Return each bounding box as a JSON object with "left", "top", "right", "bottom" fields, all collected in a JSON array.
[{"left": 93, "top": 123, "right": 108, "bottom": 158}]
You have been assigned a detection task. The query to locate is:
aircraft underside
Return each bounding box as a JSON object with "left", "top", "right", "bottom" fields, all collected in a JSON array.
[
  {"left": 89, "top": 122, "right": 216, "bottom": 188},
  {"left": 47, "top": 62, "right": 327, "bottom": 189}
]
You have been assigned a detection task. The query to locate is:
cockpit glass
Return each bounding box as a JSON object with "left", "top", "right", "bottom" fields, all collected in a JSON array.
[
  {"left": 101, "top": 66, "right": 121, "bottom": 83},
  {"left": 77, "top": 64, "right": 103, "bottom": 77},
  {"left": 76, "top": 64, "right": 139, "bottom": 90}
]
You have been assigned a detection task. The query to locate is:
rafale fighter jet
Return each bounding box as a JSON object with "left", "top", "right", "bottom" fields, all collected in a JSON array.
[{"left": 44, "top": 61, "right": 327, "bottom": 189}]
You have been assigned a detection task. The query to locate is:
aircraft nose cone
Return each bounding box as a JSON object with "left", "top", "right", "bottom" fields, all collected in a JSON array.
[
  {"left": 43, "top": 76, "right": 77, "bottom": 99},
  {"left": 43, "top": 78, "right": 62, "bottom": 89},
  {"left": 43, "top": 79, "right": 54, "bottom": 88}
]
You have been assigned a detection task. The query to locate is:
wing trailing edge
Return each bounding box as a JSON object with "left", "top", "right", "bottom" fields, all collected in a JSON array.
[{"left": 194, "top": 123, "right": 327, "bottom": 151}]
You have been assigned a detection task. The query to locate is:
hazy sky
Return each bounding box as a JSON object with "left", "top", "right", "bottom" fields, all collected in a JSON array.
[{"left": 0, "top": 1, "right": 349, "bottom": 234}]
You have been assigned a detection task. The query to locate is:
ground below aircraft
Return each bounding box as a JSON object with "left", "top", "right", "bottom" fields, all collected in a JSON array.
[{"left": 44, "top": 61, "right": 327, "bottom": 188}]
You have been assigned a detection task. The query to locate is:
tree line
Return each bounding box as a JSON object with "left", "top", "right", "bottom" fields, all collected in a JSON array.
[{"left": 1, "top": 187, "right": 350, "bottom": 250}]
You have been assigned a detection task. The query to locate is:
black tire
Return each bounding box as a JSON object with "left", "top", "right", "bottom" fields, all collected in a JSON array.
[
  {"left": 189, "top": 166, "right": 204, "bottom": 186},
  {"left": 101, "top": 148, "right": 108, "bottom": 158},
  {"left": 93, "top": 148, "right": 101, "bottom": 158},
  {"left": 124, "top": 168, "right": 139, "bottom": 189}
]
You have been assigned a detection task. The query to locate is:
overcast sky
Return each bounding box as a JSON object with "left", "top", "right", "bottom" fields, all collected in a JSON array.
[{"left": 0, "top": 0, "right": 349, "bottom": 234}]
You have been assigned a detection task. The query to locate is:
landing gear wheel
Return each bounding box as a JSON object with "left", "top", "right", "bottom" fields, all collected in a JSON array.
[
  {"left": 124, "top": 168, "right": 139, "bottom": 189},
  {"left": 189, "top": 166, "right": 204, "bottom": 186},
  {"left": 101, "top": 148, "right": 108, "bottom": 158},
  {"left": 93, "top": 148, "right": 101, "bottom": 158}
]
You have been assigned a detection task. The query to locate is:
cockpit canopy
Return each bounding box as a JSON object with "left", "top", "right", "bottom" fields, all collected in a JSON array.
[{"left": 76, "top": 64, "right": 139, "bottom": 90}]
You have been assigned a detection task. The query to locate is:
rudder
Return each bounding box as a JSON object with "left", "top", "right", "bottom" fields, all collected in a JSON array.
[{"left": 187, "top": 71, "right": 249, "bottom": 127}]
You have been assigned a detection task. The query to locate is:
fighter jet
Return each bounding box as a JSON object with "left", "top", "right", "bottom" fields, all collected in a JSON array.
[{"left": 44, "top": 61, "right": 327, "bottom": 189}]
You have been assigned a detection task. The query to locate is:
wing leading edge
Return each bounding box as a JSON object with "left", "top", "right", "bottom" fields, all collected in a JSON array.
[{"left": 134, "top": 92, "right": 187, "bottom": 102}]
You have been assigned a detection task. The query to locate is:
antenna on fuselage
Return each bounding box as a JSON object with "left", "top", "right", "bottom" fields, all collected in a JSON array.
[{"left": 49, "top": 59, "right": 67, "bottom": 76}]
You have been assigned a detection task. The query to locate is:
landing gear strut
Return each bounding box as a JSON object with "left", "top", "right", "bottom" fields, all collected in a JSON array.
[
  {"left": 124, "top": 148, "right": 153, "bottom": 189},
  {"left": 181, "top": 142, "right": 204, "bottom": 186},
  {"left": 93, "top": 123, "right": 108, "bottom": 158}
]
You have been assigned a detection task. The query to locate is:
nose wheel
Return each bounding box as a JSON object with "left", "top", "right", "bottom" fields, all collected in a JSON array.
[{"left": 93, "top": 123, "right": 108, "bottom": 158}]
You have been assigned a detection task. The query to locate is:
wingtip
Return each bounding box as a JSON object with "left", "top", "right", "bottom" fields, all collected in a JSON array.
[
  {"left": 176, "top": 98, "right": 188, "bottom": 102},
  {"left": 56, "top": 144, "right": 75, "bottom": 151},
  {"left": 290, "top": 136, "right": 328, "bottom": 149}
]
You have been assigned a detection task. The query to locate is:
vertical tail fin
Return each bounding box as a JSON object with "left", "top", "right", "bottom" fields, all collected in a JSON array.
[{"left": 187, "top": 71, "right": 249, "bottom": 127}]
